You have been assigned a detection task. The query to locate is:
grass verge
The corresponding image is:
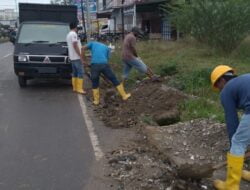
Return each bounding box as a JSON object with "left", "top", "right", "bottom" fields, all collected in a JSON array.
[{"left": 110, "top": 37, "right": 250, "bottom": 123}]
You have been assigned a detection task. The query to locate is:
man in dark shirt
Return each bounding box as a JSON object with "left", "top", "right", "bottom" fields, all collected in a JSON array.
[
  {"left": 122, "top": 27, "right": 158, "bottom": 82},
  {"left": 211, "top": 65, "right": 250, "bottom": 189}
]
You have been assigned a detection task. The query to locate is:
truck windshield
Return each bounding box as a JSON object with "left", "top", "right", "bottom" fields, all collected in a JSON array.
[{"left": 17, "top": 23, "right": 69, "bottom": 44}]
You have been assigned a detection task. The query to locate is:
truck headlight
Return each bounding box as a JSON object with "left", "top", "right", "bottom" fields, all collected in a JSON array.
[
  {"left": 66, "top": 57, "right": 70, "bottom": 63},
  {"left": 18, "top": 55, "right": 28, "bottom": 62}
]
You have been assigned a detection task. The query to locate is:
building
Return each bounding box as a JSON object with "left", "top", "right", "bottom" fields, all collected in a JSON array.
[
  {"left": 0, "top": 9, "right": 18, "bottom": 20},
  {"left": 97, "top": 0, "right": 174, "bottom": 40},
  {"left": 0, "top": 9, "right": 18, "bottom": 27}
]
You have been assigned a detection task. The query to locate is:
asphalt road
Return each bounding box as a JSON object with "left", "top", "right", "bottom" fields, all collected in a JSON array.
[{"left": 0, "top": 42, "right": 96, "bottom": 190}]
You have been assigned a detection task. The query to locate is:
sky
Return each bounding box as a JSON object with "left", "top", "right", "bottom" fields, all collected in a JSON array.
[{"left": 0, "top": 0, "right": 51, "bottom": 11}]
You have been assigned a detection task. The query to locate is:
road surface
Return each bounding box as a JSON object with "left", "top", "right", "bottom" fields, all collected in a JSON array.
[{"left": 0, "top": 42, "right": 110, "bottom": 190}]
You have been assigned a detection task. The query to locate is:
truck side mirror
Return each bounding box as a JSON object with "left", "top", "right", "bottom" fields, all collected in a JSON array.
[{"left": 9, "top": 31, "right": 17, "bottom": 44}]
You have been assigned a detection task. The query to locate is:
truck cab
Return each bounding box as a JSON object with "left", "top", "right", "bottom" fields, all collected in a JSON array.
[{"left": 13, "top": 3, "right": 77, "bottom": 87}]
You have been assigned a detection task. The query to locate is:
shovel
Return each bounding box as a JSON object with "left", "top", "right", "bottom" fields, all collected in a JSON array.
[
  {"left": 177, "top": 152, "right": 250, "bottom": 180},
  {"left": 177, "top": 161, "right": 226, "bottom": 180}
]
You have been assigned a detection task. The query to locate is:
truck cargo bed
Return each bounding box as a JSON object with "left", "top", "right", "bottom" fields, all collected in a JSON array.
[{"left": 19, "top": 3, "right": 77, "bottom": 24}]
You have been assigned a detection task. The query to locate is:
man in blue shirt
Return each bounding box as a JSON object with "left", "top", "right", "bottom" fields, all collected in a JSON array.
[
  {"left": 211, "top": 65, "right": 250, "bottom": 189},
  {"left": 82, "top": 40, "right": 131, "bottom": 105}
]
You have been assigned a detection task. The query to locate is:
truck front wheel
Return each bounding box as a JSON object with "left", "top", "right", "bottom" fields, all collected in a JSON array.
[{"left": 18, "top": 76, "right": 27, "bottom": 87}]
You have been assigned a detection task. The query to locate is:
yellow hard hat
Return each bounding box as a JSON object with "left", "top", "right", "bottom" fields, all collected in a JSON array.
[{"left": 210, "top": 65, "right": 234, "bottom": 90}]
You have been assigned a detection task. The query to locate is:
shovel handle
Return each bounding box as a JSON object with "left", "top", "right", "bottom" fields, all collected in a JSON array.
[{"left": 213, "top": 161, "right": 227, "bottom": 170}]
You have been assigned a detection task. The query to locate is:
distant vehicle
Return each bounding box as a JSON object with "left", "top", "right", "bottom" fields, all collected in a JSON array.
[
  {"left": 13, "top": 3, "right": 77, "bottom": 87},
  {"left": 77, "top": 25, "right": 86, "bottom": 42},
  {"left": 99, "top": 19, "right": 115, "bottom": 35}
]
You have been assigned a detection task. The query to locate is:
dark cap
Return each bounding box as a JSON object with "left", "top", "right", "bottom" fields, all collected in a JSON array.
[
  {"left": 131, "top": 27, "right": 144, "bottom": 37},
  {"left": 69, "top": 22, "right": 77, "bottom": 30}
]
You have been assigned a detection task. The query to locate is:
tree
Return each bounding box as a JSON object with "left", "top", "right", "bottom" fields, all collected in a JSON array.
[{"left": 162, "top": 0, "right": 250, "bottom": 53}]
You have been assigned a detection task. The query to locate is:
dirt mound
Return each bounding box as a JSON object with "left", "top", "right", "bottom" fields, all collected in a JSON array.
[
  {"left": 106, "top": 130, "right": 214, "bottom": 190},
  {"left": 93, "top": 80, "right": 186, "bottom": 128},
  {"left": 106, "top": 120, "right": 250, "bottom": 190},
  {"left": 145, "top": 119, "right": 229, "bottom": 179}
]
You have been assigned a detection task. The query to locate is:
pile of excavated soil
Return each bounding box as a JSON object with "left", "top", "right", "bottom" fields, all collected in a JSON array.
[
  {"left": 145, "top": 119, "right": 230, "bottom": 179},
  {"left": 106, "top": 120, "right": 250, "bottom": 190},
  {"left": 106, "top": 129, "right": 214, "bottom": 190},
  {"left": 145, "top": 119, "right": 229, "bottom": 166},
  {"left": 92, "top": 80, "right": 186, "bottom": 128},
  {"left": 88, "top": 79, "right": 250, "bottom": 189}
]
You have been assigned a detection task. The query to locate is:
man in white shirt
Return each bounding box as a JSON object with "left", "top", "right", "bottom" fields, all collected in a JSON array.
[{"left": 66, "top": 22, "right": 87, "bottom": 94}]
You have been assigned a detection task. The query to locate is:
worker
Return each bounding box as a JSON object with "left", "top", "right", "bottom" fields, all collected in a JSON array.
[
  {"left": 66, "top": 22, "right": 87, "bottom": 94},
  {"left": 210, "top": 65, "right": 250, "bottom": 189},
  {"left": 82, "top": 39, "right": 131, "bottom": 105},
  {"left": 121, "top": 26, "right": 159, "bottom": 82}
]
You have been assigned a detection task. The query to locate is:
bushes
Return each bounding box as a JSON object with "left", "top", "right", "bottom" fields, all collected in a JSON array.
[{"left": 164, "top": 0, "right": 250, "bottom": 53}]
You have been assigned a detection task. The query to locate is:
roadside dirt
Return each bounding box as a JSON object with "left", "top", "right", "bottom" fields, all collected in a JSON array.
[
  {"left": 104, "top": 120, "right": 249, "bottom": 190},
  {"left": 92, "top": 79, "right": 186, "bottom": 129},
  {"left": 105, "top": 127, "right": 214, "bottom": 190},
  {"left": 86, "top": 79, "right": 250, "bottom": 189}
]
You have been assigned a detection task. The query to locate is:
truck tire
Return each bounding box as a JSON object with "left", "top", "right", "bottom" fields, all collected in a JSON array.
[{"left": 18, "top": 76, "right": 27, "bottom": 87}]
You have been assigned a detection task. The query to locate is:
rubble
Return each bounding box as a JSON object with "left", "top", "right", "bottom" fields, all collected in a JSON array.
[
  {"left": 145, "top": 119, "right": 229, "bottom": 168},
  {"left": 105, "top": 119, "right": 250, "bottom": 189},
  {"left": 87, "top": 79, "right": 250, "bottom": 189},
  {"left": 105, "top": 131, "right": 214, "bottom": 190}
]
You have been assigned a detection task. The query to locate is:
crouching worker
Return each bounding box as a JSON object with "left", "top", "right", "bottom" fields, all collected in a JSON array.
[
  {"left": 82, "top": 39, "right": 131, "bottom": 105},
  {"left": 66, "top": 22, "right": 87, "bottom": 94},
  {"left": 210, "top": 65, "right": 250, "bottom": 190}
]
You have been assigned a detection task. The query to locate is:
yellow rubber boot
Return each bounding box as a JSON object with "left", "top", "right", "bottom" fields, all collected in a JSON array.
[
  {"left": 242, "top": 170, "right": 250, "bottom": 181},
  {"left": 72, "top": 77, "right": 77, "bottom": 92},
  {"left": 76, "top": 78, "right": 86, "bottom": 94},
  {"left": 92, "top": 88, "right": 100, "bottom": 105},
  {"left": 116, "top": 83, "right": 131, "bottom": 100},
  {"left": 214, "top": 153, "right": 244, "bottom": 190}
]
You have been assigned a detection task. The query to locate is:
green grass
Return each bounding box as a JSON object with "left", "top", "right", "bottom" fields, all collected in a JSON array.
[
  {"left": 180, "top": 98, "right": 224, "bottom": 122},
  {"left": 110, "top": 37, "right": 250, "bottom": 123}
]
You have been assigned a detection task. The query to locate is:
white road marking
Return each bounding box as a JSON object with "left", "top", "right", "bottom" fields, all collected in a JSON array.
[
  {"left": 0, "top": 53, "right": 12, "bottom": 61},
  {"left": 78, "top": 94, "right": 104, "bottom": 161},
  {"left": 3, "top": 53, "right": 11, "bottom": 58}
]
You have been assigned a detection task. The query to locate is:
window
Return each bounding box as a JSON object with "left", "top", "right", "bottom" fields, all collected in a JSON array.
[{"left": 18, "top": 23, "right": 69, "bottom": 43}]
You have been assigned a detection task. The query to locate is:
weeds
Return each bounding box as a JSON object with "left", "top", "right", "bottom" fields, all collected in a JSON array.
[
  {"left": 110, "top": 38, "right": 250, "bottom": 123},
  {"left": 156, "top": 60, "right": 178, "bottom": 76},
  {"left": 180, "top": 98, "right": 224, "bottom": 123}
]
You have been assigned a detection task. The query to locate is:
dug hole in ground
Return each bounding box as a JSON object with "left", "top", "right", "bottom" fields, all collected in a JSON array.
[{"left": 86, "top": 78, "right": 250, "bottom": 190}]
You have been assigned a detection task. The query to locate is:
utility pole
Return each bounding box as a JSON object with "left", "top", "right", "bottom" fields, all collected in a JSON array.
[
  {"left": 81, "top": 0, "right": 87, "bottom": 42},
  {"left": 85, "top": 0, "right": 91, "bottom": 41},
  {"left": 132, "top": 3, "right": 136, "bottom": 27},
  {"left": 15, "top": 0, "right": 18, "bottom": 12},
  {"left": 121, "top": 0, "right": 125, "bottom": 39}
]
